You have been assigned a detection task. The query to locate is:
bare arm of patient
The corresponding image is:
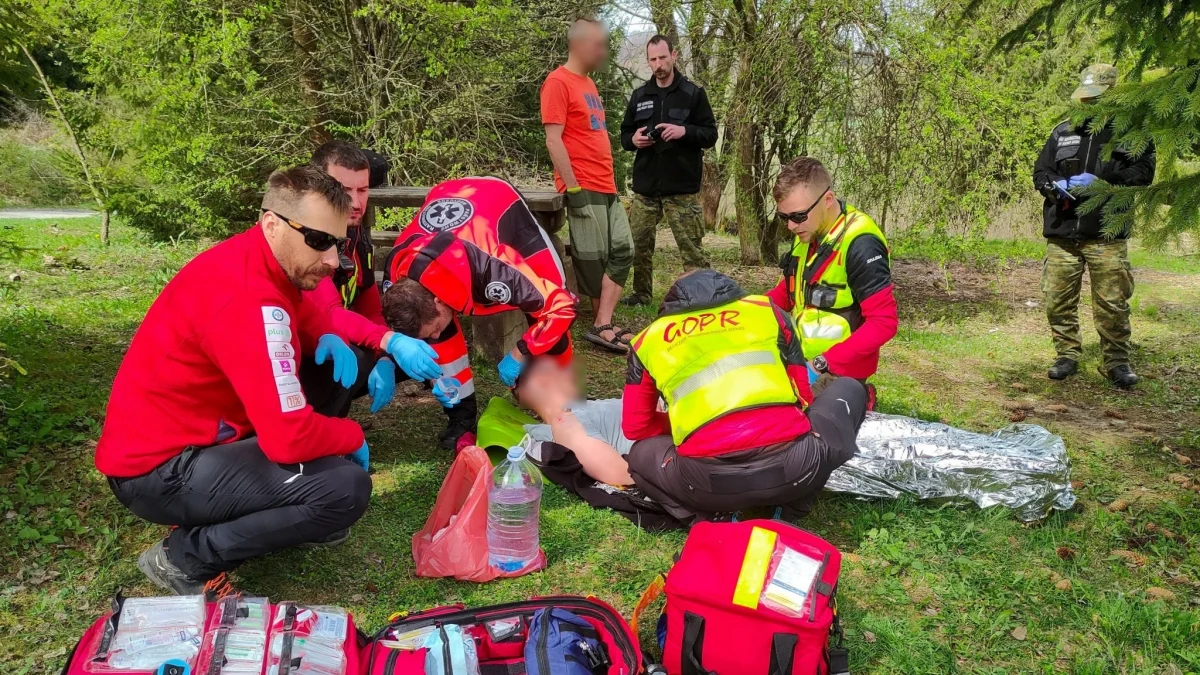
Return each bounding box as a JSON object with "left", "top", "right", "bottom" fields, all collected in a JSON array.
[{"left": 546, "top": 408, "right": 634, "bottom": 486}]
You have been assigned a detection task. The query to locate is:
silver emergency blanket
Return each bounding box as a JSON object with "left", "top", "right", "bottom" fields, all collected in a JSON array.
[{"left": 826, "top": 412, "right": 1076, "bottom": 522}]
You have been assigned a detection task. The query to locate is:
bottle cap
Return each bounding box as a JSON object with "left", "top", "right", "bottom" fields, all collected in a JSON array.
[{"left": 507, "top": 446, "right": 525, "bottom": 461}]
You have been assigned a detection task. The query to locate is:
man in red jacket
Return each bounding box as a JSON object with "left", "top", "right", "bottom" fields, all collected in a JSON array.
[
  {"left": 96, "top": 166, "right": 439, "bottom": 597},
  {"left": 382, "top": 177, "right": 578, "bottom": 449},
  {"left": 766, "top": 157, "right": 897, "bottom": 389}
]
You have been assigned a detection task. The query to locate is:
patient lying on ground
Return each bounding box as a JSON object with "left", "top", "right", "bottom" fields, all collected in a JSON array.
[{"left": 515, "top": 358, "right": 634, "bottom": 487}]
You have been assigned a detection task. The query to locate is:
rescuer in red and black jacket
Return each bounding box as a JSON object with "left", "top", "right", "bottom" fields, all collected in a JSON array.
[{"left": 382, "top": 177, "right": 578, "bottom": 449}]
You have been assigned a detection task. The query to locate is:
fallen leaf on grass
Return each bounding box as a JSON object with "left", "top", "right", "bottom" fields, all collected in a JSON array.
[
  {"left": 1107, "top": 498, "right": 1130, "bottom": 512},
  {"left": 1167, "top": 474, "right": 1191, "bottom": 487},
  {"left": 862, "top": 630, "right": 877, "bottom": 643},
  {"left": 1146, "top": 587, "right": 1176, "bottom": 601},
  {"left": 350, "top": 594, "right": 364, "bottom": 602},
  {"left": 1056, "top": 546, "right": 1076, "bottom": 560},
  {"left": 1011, "top": 626, "right": 1027, "bottom": 641},
  {"left": 1055, "top": 579, "right": 1073, "bottom": 591},
  {"left": 1111, "top": 549, "right": 1149, "bottom": 567},
  {"left": 922, "top": 607, "right": 939, "bottom": 616},
  {"left": 1004, "top": 400, "right": 1036, "bottom": 411},
  {"left": 1174, "top": 453, "right": 1192, "bottom": 466},
  {"left": 1045, "top": 404, "right": 1069, "bottom": 413},
  {"left": 1070, "top": 480, "right": 1085, "bottom": 490},
  {"left": 1011, "top": 382, "right": 1029, "bottom": 392}
]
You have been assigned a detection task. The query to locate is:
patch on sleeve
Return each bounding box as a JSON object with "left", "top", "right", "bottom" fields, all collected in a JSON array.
[{"left": 263, "top": 305, "right": 306, "bottom": 412}]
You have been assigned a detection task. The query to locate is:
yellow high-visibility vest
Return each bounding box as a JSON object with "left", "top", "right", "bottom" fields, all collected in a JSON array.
[
  {"left": 633, "top": 295, "right": 798, "bottom": 445},
  {"left": 788, "top": 205, "right": 888, "bottom": 360}
]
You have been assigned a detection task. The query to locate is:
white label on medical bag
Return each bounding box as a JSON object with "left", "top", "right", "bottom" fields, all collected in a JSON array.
[
  {"left": 262, "top": 306, "right": 291, "bottom": 325},
  {"left": 762, "top": 546, "right": 822, "bottom": 614}
]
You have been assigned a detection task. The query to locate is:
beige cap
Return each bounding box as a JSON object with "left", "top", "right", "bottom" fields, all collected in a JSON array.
[{"left": 1072, "top": 64, "right": 1117, "bottom": 101}]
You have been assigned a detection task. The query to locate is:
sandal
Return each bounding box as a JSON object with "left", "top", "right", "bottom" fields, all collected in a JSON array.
[{"left": 584, "top": 324, "right": 630, "bottom": 354}]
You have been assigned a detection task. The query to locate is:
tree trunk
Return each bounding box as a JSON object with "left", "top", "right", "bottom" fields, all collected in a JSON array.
[
  {"left": 649, "top": 0, "right": 680, "bottom": 48},
  {"left": 287, "top": 2, "right": 329, "bottom": 143},
  {"left": 21, "top": 44, "right": 108, "bottom": 245},
  {"left": 700, "top": 156, "right": 722, "bottom": 230}
]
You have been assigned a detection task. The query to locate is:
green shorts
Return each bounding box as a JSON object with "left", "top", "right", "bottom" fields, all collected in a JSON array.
[{"left": 566, "top": 189, "right": 634, "bottom": 298}]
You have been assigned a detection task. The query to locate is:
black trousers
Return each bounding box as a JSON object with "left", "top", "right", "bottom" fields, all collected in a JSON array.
[
  {"left": 625, "top": 377, "right": 868, "bottom": 522},
  {"left": 108, "top": 346, "right": 375, "bottom": 580}
]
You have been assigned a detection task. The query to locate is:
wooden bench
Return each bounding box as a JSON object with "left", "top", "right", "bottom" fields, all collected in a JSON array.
[{"left": 365, "top": 185, "right": 575, "bottom": 364}]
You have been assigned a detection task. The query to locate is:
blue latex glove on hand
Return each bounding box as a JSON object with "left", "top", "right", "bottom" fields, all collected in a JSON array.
[
  {"left": 385, "top": 333, "right": 442, "bottom": 381},
  {"left": 806, "top": 363, "right": 821, "bottom": 385},
  {"left": 432, "top": 377, "right": 462, "bottom": 408},
  {"left": 367, "top": 358, "right": 396, "bottom": 414},
  {"left": 498, "top": 353, "right": 524, "bottom": 387},
  {"left": 348, "top": 440, "right": 369, "bottom": 472},
  {"left": 1068, "top": 172, "right": 1097, "bottom": 189},
  {"left": 314, "top": 334, "right": 358, "bottom": 389}
]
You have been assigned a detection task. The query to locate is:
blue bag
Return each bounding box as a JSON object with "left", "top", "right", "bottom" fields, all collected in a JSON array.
[{"left": 525, "top": 608, "right": 610, "bottom": 675}]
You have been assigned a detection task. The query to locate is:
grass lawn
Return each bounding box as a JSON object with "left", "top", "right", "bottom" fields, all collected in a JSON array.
[{"left": 2, "top": 217, "right": 1198, "bottom": 674}]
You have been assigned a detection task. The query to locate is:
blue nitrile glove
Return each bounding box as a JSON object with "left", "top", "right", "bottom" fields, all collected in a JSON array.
[
  {"left": 498, "top": 353, "right": 524, "bottom": 387},
  {"left": 347, "top": 440, "right": 369, "bottom": 472},
  {"left": 367, "top": 358, "right": 396, "bottom": 414},
  {"left": 314, "top": 334, "right": 358, "bottom": 389},
  {"left": 385, "top": 332, "right": 442, "bottom": 381},
  {"left": 1068, "top": 172, "right": 1097, "bottom": 189},
  {"left": 432, "top": 377, "right": 461, "bottom": 408},
  {"left": 806, "top": 363, "right": 820, "bottom": 385}
]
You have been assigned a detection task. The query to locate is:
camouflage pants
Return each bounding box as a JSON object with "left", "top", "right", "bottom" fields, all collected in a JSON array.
[
  {"left": 629, "top": 193, "right": 710, "bottom": 299},
  {"left": 1042, "top": 238, "right": 1134, "bottom": 370}
]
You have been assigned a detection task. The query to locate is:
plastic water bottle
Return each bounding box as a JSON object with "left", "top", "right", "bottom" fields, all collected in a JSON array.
[
  {"left": 487, "top": 445, "right": 542, "bottom": 572},
  {"left": 435, "top": 376, "right": 460, "bottom": 406}
]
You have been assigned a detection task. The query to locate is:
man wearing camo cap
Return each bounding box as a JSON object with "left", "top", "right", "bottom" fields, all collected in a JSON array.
[{"left": 1032, "top": 64, "right": 1156, "bottom": 389}]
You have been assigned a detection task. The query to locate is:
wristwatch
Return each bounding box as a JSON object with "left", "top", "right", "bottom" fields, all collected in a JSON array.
[{"left": 811, "top": 355, "right": 829, "bottom": 374}]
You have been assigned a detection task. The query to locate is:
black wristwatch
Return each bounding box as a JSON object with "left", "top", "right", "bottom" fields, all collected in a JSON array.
[{"left": 811, "top": 355, "right": 829, "bottom": 374}]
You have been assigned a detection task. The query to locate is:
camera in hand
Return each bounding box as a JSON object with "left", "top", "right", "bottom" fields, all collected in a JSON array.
[{"left": 643, "top": 125, "right": 664, "bottom": 142}]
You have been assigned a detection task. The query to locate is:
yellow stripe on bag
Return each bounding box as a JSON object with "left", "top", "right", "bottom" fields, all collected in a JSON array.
[{"left": 732, "top": 526, "right": 777, "bottom": 609}]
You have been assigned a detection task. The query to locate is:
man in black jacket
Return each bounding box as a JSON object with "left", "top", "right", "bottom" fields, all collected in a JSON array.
[
  {"left": 1032, "top": 64, "right": 1155, "bottom": 389},
  {"left": 618, "top": 35, "right": 718, "bottom": 306}
]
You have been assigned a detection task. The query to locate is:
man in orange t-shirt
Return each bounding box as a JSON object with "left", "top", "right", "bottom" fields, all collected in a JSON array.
[{"left": 541, "top": 18, "right": 635, "bottom": 355}]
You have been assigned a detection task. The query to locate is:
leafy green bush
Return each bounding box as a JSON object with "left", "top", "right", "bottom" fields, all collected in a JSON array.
[{"left": 0, "top": 132, "right": 83, "bottom": 207}]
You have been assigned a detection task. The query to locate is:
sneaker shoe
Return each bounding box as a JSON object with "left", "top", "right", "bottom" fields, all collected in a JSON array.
[
  {"left": 620, "top": 294, "right": 650, "bottom": 307},
  {"left": 1106, "top": 364, "right": 1138, "bottom": 389},
  {"left": 137, "top": 539, "right": 208, "bottom": 596},
  {"left": 298, "top": 528, "right": 351, "bottom": 549},
  {"left": 439, "top": 418, "right": 476, "bottom": 451},
  {"left": 1047, "top": 357, "right": 1078, "bottom": 380}
]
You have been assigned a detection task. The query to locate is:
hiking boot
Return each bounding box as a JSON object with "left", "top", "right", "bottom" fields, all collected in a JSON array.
[
  {"left": 298, "top": 528, "right": 351, "bottom": 549},
  {"left": 1047, "top": 358, "right": 1078, "bottom": 380},
  {"left": 439, "top": 418, "right": 476, "bottom": 451},
  {"left": 1106, "top": 364, "right": 1138, "bottom": 389},
  {"left": 137, "top": 539, "right": 235, "bottom": 598},
  {"left": 620, "top": 294, "right": 650, "bottom": 307}
]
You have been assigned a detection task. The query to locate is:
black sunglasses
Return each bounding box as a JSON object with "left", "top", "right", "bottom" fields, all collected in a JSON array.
[
  {"left": 263, "top": 210, "right": 348, "bottom": 252},
  {"left": 776, "top": 187, "right": 831, "bottom": 225}
]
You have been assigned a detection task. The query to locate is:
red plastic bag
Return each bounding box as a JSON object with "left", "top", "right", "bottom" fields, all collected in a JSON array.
[{"left": 412, "top": 445, "right": 546, "bottom": 582}]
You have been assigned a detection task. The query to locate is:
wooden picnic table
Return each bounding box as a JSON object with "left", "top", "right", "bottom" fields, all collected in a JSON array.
[{"left": 365, "top": 185, "right": 577, "bottom": 366}]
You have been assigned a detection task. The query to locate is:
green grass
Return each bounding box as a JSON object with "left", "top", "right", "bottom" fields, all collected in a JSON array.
[{"left": 2, "top": 219, "right": 1198, "bottom": 674}]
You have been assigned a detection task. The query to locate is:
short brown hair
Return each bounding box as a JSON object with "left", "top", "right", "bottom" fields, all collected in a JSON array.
[
  {"left": 261, "top": 165, "right": 351, "bottom": 216},
  {"left": 647, "top": 34, "right": 673, "bottom": 54},
  {"left": 772, "top": 157, "right": 832, "bottom": 203},
  {"left": 382, "top": 277, "right": 441, "bottom": 337},
  {"left": 311, "top": 140, "right": 369, "bottom": 173}
]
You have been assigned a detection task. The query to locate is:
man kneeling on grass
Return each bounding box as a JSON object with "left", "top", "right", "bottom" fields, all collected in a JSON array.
[
  {"left": 520, "top": 270, "right": 869, "bottom": 523},
  {"left": 93, "top": 167, "right": 439, "bottom": 597}
]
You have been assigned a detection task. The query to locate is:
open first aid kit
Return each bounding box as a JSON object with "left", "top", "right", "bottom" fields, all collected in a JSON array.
[
  {"left": 363, "top": 596, "right": 645, "bottom": 675},
  {"left": 634, "top": 520, "right": 847, "bottom": 675},
  {"left": 61, "top": 594, "right": 363, "bottom": 675}
]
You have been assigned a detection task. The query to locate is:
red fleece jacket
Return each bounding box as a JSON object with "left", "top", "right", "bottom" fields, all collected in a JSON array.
[
  {"left": 304, "top": 276, "right": 389, "bottom": 352},
  {"left": 95, "top": 226, "right": 365, "bottom": 477}
]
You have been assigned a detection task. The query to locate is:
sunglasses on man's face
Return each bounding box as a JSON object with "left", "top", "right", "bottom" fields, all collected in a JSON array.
[
  {"left": 776, "top": 187, "right": 831, "bottom": 225},
  {"left": 264, "top": 210, "right": 347, "bottom": 252}
]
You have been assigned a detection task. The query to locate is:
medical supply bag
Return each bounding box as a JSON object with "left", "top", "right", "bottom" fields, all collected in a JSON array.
[
  {"left": 641, "top": 520, "right": 848, "bottom": 675},
  {"left": 60, "top": 594, "right": 364, "bottom": 675},
  {"left": 362, "top": 596, "right": 644, "bottom": 675}
]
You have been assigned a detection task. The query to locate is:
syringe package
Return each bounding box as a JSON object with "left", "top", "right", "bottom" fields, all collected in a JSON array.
[
  {"left": 265, "top": 602, "right": 349, "bottom": 675},
  {"left": 81, "top": 593, "right": 207, "bottom": 673},
  {"left": 197, "top": 595, "right": 271, "bottom": 674}
]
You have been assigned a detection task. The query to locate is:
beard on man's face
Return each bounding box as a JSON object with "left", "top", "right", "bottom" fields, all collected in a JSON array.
[{"left": 286, "top": 260, "right": 333, "bottom": 291}]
